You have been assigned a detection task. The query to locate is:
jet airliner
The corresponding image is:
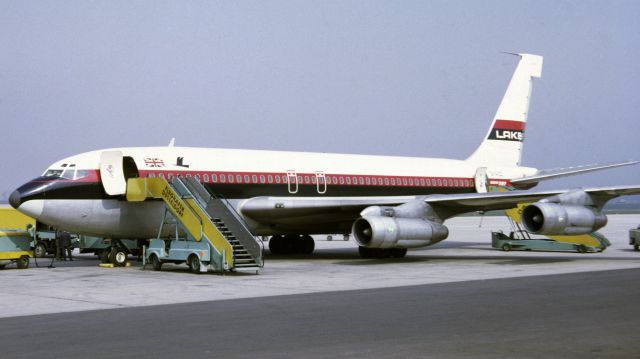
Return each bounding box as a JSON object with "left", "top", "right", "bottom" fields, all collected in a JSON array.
[{"left": 9, "top": 54, "right": 639, "bottom": 258}]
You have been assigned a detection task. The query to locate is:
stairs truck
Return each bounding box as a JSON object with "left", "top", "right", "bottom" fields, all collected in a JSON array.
[{"left": 126, "top": 176, "right": 263, "bottom": 274}]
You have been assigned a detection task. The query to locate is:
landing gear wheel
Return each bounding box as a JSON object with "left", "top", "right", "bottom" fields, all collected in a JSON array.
[
  {"left": 300, "top": 235, "right": 315, "bottom": 254},
  {"left": 634, "top": 244, "right": 639, "bottom": 251},
  {"left": 189, "top": 255, "right": 201, "bottom": 274},
  {"left": 390, "top": 248, "right": 408, "bottom": 258},
  {"left": 17, "top": 256, "right": 29, "bottom": 269},
  {"left": 0, "top": 265, "right": 5, "bottom": 270},
  {"left": 98, "top": 250, "right": 110, "bottom": 264},
  {"left": 283, "top": 234, "right": 298, "bottom": 254},
  {"left": 109, "top": 248, "right": 128, "bottom": 267},
  {"left": 150, "top": 254, "right": 162, "bottom": 271},
  {"left": 34, "top": 243, "right": 47, "bottom": 258},
  {"left": 502, "top": 243, "right": 512, "bottom": 252},
  {"left": 269, "top": 235, "right": 284, "bottom": 255},
  {"left": 358, "top": 246, "right": 374, "bottom": 259},
  {"left": 577, "top": 245, "right": 587, "bottom": 254}
]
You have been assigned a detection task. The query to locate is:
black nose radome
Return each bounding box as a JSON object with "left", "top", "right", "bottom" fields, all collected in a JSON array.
[{"left": 9, "top": 190, "right": 21, "bottom": 209}]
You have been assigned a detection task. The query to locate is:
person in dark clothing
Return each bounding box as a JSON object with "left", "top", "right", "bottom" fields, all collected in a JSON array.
[{"left": 59, "top": 231, "right": 72, "bottom": 261}]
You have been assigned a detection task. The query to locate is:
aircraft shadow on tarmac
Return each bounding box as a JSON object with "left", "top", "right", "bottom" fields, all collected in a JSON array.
[{"left": 264, "top": 241, "right": 640, "bottom": 267}]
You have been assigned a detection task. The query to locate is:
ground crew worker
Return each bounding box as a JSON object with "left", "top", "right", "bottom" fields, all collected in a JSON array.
[
  {"left": 55, "top": 232, "right": 61, "bottom": 260},
  {"left": 59, "top": 231, "right": 72, "bottom": 261}
]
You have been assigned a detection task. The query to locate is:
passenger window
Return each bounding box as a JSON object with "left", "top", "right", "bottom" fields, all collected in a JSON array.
[
  {"left": 203, "top": 174, "right": 209, "bottom": 182},
  {"left": 220, "top": 174, "right": 226, "bottom": 183},
  {"left": 212, "top": 174, "right": 217, "bottom": 183}
]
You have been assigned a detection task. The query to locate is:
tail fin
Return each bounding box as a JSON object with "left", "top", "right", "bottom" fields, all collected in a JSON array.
[{"left": 467, "top": 53, "right": 543, "bottom": 167}]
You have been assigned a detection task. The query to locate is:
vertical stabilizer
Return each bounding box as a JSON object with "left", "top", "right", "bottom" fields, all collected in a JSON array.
[{"left": 467, "top": 53, "right": 543, "bottom": 167}]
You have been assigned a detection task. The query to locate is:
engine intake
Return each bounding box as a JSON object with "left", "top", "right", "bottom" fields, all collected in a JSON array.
[
  {"left": 521, "top": 203, "right": 607, "bottom": 235},
  {"left": 352, "top": 216, "right": 449, "bottom": 249}
]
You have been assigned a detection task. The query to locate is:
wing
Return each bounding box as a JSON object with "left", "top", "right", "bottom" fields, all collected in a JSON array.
[
  {"left": 510, "top": 161, "right": 638, "bottom": 186},
  {"left": 239, "top": 185, "right": 640, "bottom": 232}
]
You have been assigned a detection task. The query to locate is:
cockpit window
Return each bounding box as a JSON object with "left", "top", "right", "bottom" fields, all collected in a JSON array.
[
  {"left": 44, "top": 169, "right": 63, "bottom": 177},
  {"left": 43, "top": 164, "right": 87, "bottom": 180},
  {"left": 60, "top": 164, "right": 76, "bottom": 180},
  {"left": 74, "top": 170, "right": 89, "bottom": 180}
]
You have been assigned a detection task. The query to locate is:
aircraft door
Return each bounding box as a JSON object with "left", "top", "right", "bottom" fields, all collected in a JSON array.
[
  {"left": 474, "top": 167, "right": 489, "bottom": 193},
  {"left": 99, "top": 151, "right": 126, "bottom": 196},
  {"left": 315, "top": 172, "right": 327, "bottom": 194},
  {"left": 286, "top": 170, "right": 298, "bottom": 194}
]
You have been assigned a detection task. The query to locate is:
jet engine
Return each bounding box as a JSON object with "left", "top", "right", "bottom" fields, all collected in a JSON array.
[
  {"left": 521, "top": 203, "right": 607, "bottom": 235},
  {"left": 352, "top": 216, "right": 449, "bottom": 249}
]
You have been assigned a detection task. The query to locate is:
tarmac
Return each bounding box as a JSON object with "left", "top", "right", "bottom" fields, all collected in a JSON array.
[{"left": 1, "top": 215, "right": 639, "bottom": 358}]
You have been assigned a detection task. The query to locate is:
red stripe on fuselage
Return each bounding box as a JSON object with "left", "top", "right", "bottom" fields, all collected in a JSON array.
[
  {"left": 493, "top": 119, "right": 525, "bottom": 131},
  {"left": 36, "top": 169, "right": 513, "bottom": 190}
]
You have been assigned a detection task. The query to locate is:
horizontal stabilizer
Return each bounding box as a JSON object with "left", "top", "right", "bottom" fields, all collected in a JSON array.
[{"left": 510, "top": 161, "right": 639, "bottom": 185}]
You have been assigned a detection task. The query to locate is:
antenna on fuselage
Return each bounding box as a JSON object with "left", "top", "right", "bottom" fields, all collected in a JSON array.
[{"left": 168, "top": 138, "right": 175, "bottom": 147}]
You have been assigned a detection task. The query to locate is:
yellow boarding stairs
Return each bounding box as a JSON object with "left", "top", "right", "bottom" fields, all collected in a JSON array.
[{"left": 127, "top": 176, "right": 263, "bottom": 273}]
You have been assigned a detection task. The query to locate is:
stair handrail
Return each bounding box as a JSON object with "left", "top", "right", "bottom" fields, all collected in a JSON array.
[
  {"left": 209, "top": 193, "right": 264, "bottom": 267},
  {"left": 179, "top": 177, "right": 263, "bottom": 267}
]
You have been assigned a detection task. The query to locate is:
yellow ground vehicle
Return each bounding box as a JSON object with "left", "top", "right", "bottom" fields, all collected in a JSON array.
[
  {"left": 0, "top": 205, "right": 35, "bottom": 268},
  {"left": 0, "top": 230, "right": 33, "bottom": 269}
]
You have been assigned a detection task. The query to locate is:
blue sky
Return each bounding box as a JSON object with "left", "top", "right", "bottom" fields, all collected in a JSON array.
[{"left": 1, "top": 1, "right": 639, "bottom": 200}]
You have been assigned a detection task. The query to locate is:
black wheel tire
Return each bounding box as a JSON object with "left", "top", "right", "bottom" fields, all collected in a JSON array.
[
  {"left": 577, "top": 245, "right": 587, "bottom": 254},
  {"left": 189, "top": 255, "right": 201, "bottom": 274},
  {"left": 0, "top": 265, "right": 5, "bottom": 270},
  {"left": 358, "top": 246, "right": 373, "bottom": 259},
  {"left": 34, "top": 243, "right": 47, "bottom": 258},
  {"left": 634, "top": 244, "right": 639, "bottom": 251},
  {"left": 17, "top": 256, "right": 29, "bottom": 269},
  {"left": 374, "top": 248, "right": 393, "bottom": 259},
  {"left": 109, "top": 248, "right": 128, "bottom": 267},
  {"left": 390, "top": 248, "right": 408, "bottom": 258},
  {"left": 150, "top": 254, "right": 162, "bottom": 271},
  {"left": 98, "top": 250, "right": 110, "bottom": 264},
  {"left": 502, "top": 243, "right": 512, "bottom": 252},
  {"left": 300, "top": 235, "right": 315, "bottom": 254},
  {"left": 269, "top": 235, "right": 283, "bottom": 255},
  {"left": 283, "top": 235, "right": 298, "bottom": 254}
]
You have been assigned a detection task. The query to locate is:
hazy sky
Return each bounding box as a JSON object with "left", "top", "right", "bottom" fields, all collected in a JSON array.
[{"left": 1, "top": 1, "right": 639, "bottom": 200}]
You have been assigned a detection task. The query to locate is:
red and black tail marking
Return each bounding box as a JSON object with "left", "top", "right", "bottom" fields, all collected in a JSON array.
[{"left": 487, "top": 120, "right": 525, "bottom": 142}]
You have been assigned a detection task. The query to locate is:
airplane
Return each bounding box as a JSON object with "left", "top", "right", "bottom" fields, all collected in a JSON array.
[{"left": 9, "top": 53, "right": 640, "bottom": 258}]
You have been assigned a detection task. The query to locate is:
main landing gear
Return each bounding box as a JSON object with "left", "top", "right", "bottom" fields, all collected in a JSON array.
[
  {"left": 358, "top": 247, "right": 408, "bottom": 259},
  {"left": 268, "top": 234, "right": 315, "bottom": 255}
]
